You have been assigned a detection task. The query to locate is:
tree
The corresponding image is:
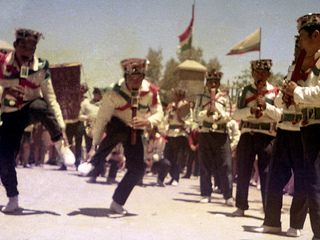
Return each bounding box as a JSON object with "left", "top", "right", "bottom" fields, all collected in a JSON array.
[
  {"left": 235, "top": 69, "right": 284, "bottom": 89},
  {"left": 177, "top": 46, "right": 203, "bottom": 63},
  {"left": 203, "top": 57, "right": 222, "bottom": 72},
  {"left": 159, "top": 58, "right": 179, "bottom": 105},
  {"left": 145, "top": 48, "right": 163, "bottom": 86}
]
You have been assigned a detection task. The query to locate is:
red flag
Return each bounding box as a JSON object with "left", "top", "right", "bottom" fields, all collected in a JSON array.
[{"left": 177, "top": 5, "right": 194, "bottom": 53}]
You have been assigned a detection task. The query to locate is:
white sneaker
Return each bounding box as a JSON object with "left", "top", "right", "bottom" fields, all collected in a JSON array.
[
  {"left": 78, "top": 162, "right": 94, "bottom": 176},
  {"left": 232, "top": 208, "right": 245, "bottom": 217},
  {"left": 171, "top": 180, "right": 178, "bottom": 186},
  {"left": 2, "top": 196, "right": 19, "bottom": 213},
  {"left": 110, "top": 200, "right": 127, "bottom": 215},
  {"left": 225, "top": 198, "right": 234, "bottom": 207},
  {"left": 254, "top": 225, "right": 281, "bottom": 233},
  {"left": 199, "top": 196, "right": 211, "bottom": 203},
  {"left": 286, "top": 227, "right": 301, "bottom": 237},
  {"left": 54, "top": 140, "right": 75, "bottom": 166}
]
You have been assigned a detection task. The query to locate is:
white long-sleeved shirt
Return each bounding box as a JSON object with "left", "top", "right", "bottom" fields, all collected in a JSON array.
[
  {"left": 194, "top": 88, "right": 232, "bottom": 133},
  {"left": 0, "top": 51, "right": 65, "bottom": 128},
  {"left": 232, "top": 82, "right": 282, "bottom": 136},
  {"left": 293, "top": 50, "right": 320, "bottom": 127},
  {"left": 164, "top": 99, "right": 193, "bottom": 137},
  {"left": 92, "top": 78, "right": 163, "bottom": 145},
  {"left": 78, "top": 98, "right": 101, "bottom": 122},
  {"left": 227, "top": 119, "right": 241, "bottom": 151}
]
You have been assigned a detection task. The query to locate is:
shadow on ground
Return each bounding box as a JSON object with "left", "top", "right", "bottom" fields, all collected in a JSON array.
[{"left": 67, "top": 208, "right": 137, "bottom": 218}]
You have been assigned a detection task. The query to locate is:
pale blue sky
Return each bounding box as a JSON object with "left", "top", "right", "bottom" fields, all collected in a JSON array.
[{"left": 1, "top": 0, "right": 318, "bottom": 89}]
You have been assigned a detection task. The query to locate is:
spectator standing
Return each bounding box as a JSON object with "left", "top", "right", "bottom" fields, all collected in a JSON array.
[{"left": 182, "top": 125, "right": 200, "bottom": 179}]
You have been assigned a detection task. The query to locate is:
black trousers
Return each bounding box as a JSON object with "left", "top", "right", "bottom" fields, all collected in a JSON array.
[
  {"left": 264, "top": 129, "right": 308, "bottom": 229},
  {"left": 66, "top": 121, "right": 85, "bottom": 167},
  {"left": 235, "top": 132, "right": 274, "bottom": 211},
  {"left": 199, "top": 132, "right": 233, "bottom": 200},
  {"left": 90, "top": 117, "right": 145, "bottom": 205},
  {"left": 151, "top": 158, "right": 171, "bottom": 182},
  {"left": 163, "top": 136, "right": 188, "bottom": 182},
  {"left": 301, "top": 124, "right": 320, "bottom": 239},
  {"left": 185, "top": 149, "right": 200, "bottom": 177},
  {"left": 0, "top": 99, "right": 62, "bottom": 197}
]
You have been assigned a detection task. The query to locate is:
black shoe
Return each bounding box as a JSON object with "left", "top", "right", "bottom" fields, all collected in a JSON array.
[
  {"left": 166, "top": 179, "right": 173, "bottom": 185},
  {"left": 56, "top": 165, "right": 67, "bottom": 171},
  {"left": 182, "top": 175, "right": 190, "bottom": 179}
]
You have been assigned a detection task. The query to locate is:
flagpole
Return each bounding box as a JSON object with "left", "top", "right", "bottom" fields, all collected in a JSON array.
[
  {"left": 189, "top": 2, "right": 195, "bottom": 60},
  {"left": 259, "top": 27, "right": 261, "bottom": 60}
]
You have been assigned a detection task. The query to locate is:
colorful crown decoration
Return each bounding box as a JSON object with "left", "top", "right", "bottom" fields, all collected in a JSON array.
[
  {"left": 15, "top": 27, "right": 44, "bottom": 43},
  {"left": 120, "top": 58, "right": 149, "bottom": 75},
  {"left": 172, "top": 87, "right": 187, "bottom": 95},
  {"left": 250, "top": 59, "right": 273, "bottom": 71},
  {"left": 297, "top": 13, "right": 320, "bottom": 31},
  {"left": 206, "top": 70, "right": 223, "bottom": 80}
]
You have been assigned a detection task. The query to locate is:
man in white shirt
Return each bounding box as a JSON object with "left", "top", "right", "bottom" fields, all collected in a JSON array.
[{"left": 86, "top": 58, "right": 163, "bottom": 215}]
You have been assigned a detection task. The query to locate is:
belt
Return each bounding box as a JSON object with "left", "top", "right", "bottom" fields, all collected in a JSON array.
[
  {"left": 169, "top": 125, "right": 183, "bottom": 129},
  {"left": 302, "top": 107, "right": 320, "bottom": 121},
  {"left": 1, "top": 98, "right": 29, "bottom": 108},
  {"left": 202, "top": 121, "right": 227, "bottom": 131},
  {"left": 241, "top": 121, "right": 271, "bottom": 130},
  {"left": 282, "top": 113, "right": 302, "bottom": 122}
]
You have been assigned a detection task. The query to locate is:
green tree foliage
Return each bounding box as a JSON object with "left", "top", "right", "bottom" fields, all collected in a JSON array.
[
  {"left": 235, "top": 69, "right": 284, "bottom": 89},
  {"left": 203, "top": 57, "right": 222, "bottom": 72},
  {"left": 145, "top": 48, "right": 163, "bottom": 86},
  {"left": 177, "top": 47, "right": 203, "bottom": 63},
  {"left": 159, "top": 58, "right": 179, "bottom": 105}
]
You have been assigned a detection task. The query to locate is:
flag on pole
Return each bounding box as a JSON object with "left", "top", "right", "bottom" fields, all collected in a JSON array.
[
  {"left": 177, "top": 5, "right": 194, "bottom": 53},
  {"left": 226, "top": 28, "right": 261, "bottom": 55}
]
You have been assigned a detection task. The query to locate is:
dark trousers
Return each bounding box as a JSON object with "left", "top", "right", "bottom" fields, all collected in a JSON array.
[
  {"left": 90, "top": 117, "right": 145, "bottom": 206},
  {"left": 0, "top": 99, "right": 62, "bottom": 197},
  {"left": 151, "top": 159, "right": 171, "bottom": 182},
  {"left": 66, "top": 121, "right": 85, "bottom": 167},
  {"left": 84, "top": 134, "right": 93, "bottom": 154},
  {"left": 199, "top": 132, "right": 233, "bottom": 200},
  {"left": 107, "top": 160, "right": 119, "bottom": 179},
  {"left": 301, "top": 124, "right": 320, "bottom": 239},
  {"left": 185, "top": 149, "right": 200, "bottom": 177},
  {"left": 163, "top": 136, "right": 188, "bottom": 182},
  {"left": 235, "top": 132, "right": 274, "bottom": 211},
  {"left": 264, "top": 129, "right": 308, "bottom": 229}
]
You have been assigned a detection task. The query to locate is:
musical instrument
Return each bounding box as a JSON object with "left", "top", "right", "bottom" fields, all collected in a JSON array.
[
  {"left": 16, "top": 64, "right": 29, "bottom": 109},
  {"left": 255, "top": 81, "right": 263, "bottom": 118},
  {"left": 284, "top": 49, "right": 306, "bottom": 108},
  {"left": 210, "top": 88, "right": 216, "bottom": 113},
  {"left": 131, "top": 89, "right": 139, "bottom": 145},
  {"left": 177, "top": 102, "right": 190, "bottom": 119}
]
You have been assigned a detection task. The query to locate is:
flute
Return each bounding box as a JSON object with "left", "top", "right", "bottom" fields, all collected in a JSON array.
[
  {"left": 16, "top": 64, "right": 29, "bottom": 109},
  {"left": 131, "top": 89, "right": 139, "bottom": 145},
  {"left": 210, "top": 88, "right": 216, "bottom": 113},
  {"left": 255, "top": 81, "right": 264, "bottom": 118},
  {"left": 284, "top": 49, "right": 306, "bottom": 108}
]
